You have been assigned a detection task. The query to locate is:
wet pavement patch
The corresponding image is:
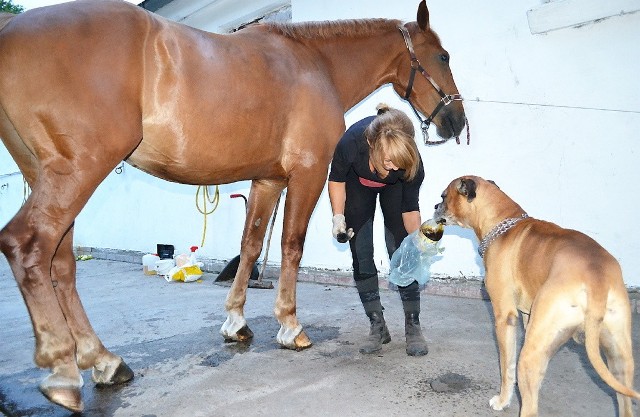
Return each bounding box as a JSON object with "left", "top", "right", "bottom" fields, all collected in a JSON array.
[
  {"left": 200, "top": 316, "right": 340, "bottom": 367},
  {"left": 428, "top": 372, "right": 473, "bottom": 393},
  {"left": 0, "top": 367, "right": 129, "bottom": 417},
  {"left": 0, "top": 315, "right": 342, "bottom": 417}
]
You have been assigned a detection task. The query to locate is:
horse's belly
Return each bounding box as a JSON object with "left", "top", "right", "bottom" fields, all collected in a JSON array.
[{"left": 126, "top": 136, "right": 283, "bottom": 185}]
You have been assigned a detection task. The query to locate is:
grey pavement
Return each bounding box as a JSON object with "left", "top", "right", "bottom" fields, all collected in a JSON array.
[{"left": 0, "top": 256, "right": 639, "bottom": 417}]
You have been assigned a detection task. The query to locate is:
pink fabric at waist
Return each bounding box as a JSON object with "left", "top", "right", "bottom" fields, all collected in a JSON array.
[{"left": 359, "top": 177, "right": 386, "bottom": 188}]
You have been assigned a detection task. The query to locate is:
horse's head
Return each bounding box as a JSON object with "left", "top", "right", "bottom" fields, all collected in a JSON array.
[{"left": 393, "top": 0, "right": 466, "bottom": 142}]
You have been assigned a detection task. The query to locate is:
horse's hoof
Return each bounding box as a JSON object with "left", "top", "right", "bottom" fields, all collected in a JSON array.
[
  {"left": 93, "top": 357, "right": 134, "bottom": 386},
  {"left": 293, "top": 330, "right": 312, "bottom": 351},
  {"left": 39, "top": 385, "right": 84, "bottom": 413},
  {"left": 223, "top": 324, "right": 254, "bottom": 342},
  {"left": 110, "top": 361, "right": 135, "bottom": 384},
  {"left": 220, "top": 312, "right": 252, "bottom": 342},
  {"left": 277, "top": 324, "right": 312, "bottom": 350}
]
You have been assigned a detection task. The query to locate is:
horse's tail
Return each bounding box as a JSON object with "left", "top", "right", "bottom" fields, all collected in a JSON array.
[
  {"left": 0, "top": 13, "right": 16, "bottom": 33},
  {"left": 584, "top": 283, "right": 640, "bottom": 400}
]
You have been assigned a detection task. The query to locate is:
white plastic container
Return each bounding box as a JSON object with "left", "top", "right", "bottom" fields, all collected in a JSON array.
[
  {"left": 142, "top": 254, "right": 160, "bottom": 275},
  {"left": 155, "top": 259, "right": 175, "bottom": 276}
]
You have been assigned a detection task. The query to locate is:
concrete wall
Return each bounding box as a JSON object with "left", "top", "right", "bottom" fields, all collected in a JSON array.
[{"left": 1, "top": 0, "right": 639, "bottom": 287}]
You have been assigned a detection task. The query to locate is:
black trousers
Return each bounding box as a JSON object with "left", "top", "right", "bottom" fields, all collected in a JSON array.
[{"left": 344, "top": 172, "right": 421, "bottom": 315}]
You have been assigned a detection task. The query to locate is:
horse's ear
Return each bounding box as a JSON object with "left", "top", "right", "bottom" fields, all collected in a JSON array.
[{"left": 417, "top": 0, "right": 429, "bottom": 31}]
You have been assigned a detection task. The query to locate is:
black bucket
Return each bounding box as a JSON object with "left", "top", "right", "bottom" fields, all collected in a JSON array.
[{"left": 156, "top": 244, "right": 174, "bottom": 260}]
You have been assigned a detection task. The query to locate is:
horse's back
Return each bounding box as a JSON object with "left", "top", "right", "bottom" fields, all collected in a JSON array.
[{"left": 0, "top": 1, "right": 344, "bottom": 185}]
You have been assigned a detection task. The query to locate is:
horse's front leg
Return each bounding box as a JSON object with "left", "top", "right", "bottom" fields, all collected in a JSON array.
[
  {"left": 221, "top": 180, "right": 284, "bottom": 342},
  {"left": 273, "top": 171, "right": 329, "bottom": 350},
  {"left": 52, "top": 227, "right": 134, "bottom": 386}
]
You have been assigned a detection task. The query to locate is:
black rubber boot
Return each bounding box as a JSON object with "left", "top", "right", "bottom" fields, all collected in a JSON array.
[
  {"left": 405, "top": 313, "right": 428, "bottom": 356},
  {"left": 359, "top": 311, "right": 391, "bottom": 354}
]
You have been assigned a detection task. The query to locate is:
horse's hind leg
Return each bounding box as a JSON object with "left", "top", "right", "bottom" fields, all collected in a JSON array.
[
  {"left": 221, "top": 179, "right": 285, "bottom": 342},
  {"left": 0, "top": 196, "right": 85, "bottom": 411},
  {"left": 0, "top": 163, "right": 126, "bottom": 412},
  {"left": 52, "top": 227, "right": 134, "bottom": 386}
]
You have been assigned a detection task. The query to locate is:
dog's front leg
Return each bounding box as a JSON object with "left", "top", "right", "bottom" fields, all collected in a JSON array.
[{"left": 489, "top": 303, "right": 519, "bottom": 411}]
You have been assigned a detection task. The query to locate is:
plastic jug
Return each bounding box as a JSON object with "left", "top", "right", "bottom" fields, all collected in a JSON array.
[{"left": 142, "top": 254, "right": 160, "bottom": 275}]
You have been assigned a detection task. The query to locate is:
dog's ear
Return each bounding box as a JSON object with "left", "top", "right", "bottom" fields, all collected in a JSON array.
[
  {"left": 456, "top": 178, "right": 476, "bottom": 202},
  {"left": 487, "top": 179, "right": 500, "bottom": 189}
]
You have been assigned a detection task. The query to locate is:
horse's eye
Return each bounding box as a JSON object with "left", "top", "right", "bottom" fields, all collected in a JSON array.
[{"left": 439, "top": 53, "right": 449, "bottom": 63}]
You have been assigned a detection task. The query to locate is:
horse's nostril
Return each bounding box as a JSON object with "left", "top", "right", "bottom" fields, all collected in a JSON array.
[{"left": 440, "top": 108, "right": 465, "bottom": 138}]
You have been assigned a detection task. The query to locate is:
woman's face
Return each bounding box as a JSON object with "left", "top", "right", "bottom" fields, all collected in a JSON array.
[{"left": 383, "top": 156, "right": 399, "bottom": 171}]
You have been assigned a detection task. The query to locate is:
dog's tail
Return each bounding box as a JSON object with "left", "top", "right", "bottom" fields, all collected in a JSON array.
[{"left": 584, "top": 286, "right": 640, "bottom": 400}]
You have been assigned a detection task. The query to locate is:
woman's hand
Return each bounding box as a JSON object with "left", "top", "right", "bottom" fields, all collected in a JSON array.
[
  {"left": 332, "top": 214, "right": 354, "bottom": 243},
  {"left": 328, "top": 181, "right": 353, "bottom": 242}
]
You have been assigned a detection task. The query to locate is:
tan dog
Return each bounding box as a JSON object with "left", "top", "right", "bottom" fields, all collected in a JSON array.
[{"left": 433, "top": 175, "right": 640, "bottom": 417}]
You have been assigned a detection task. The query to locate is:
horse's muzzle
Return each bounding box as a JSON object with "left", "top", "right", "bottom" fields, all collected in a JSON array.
[{"left": 436, "top": 106, "right": 466, "bottom": 139}]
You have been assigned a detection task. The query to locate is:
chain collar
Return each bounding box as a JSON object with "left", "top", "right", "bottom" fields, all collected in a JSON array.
[{"left": 477, "top": 213, "right": 529, "bottom": 258}]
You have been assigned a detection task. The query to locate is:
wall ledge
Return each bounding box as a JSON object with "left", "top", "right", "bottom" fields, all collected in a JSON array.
[{"left": 75, "top": 246, "right": 640, "bottom": 314}]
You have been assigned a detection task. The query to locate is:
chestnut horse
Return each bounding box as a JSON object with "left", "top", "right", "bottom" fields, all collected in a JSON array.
[{"left": 0, "top": 0, "right": 465, "bottom": 412}]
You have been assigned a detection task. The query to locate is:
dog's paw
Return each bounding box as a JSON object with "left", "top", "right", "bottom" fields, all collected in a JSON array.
[{"left": 489, "top": 395, "right": 509, "bottom": 411}]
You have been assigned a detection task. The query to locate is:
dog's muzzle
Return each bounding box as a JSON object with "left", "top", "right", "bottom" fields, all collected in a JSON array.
[{"left": 433, "top": 202, "right": 447, "bottom": 224}]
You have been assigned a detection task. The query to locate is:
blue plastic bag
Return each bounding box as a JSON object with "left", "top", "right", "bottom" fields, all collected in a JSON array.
[{"left": 388, "top": 224, "right": 444, "bottom": 288}]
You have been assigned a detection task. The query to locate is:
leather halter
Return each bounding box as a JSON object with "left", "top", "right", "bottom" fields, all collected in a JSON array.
[{"left": 398, "top": 25, "right": 467, "bottom": 146}]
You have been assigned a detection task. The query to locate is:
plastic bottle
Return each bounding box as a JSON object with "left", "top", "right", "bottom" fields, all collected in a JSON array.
[
  {"left": 189, "top": 246, "right": 199, "bottom": 265},
  {"left": 175, "top": 253, "right": 190, "bottom": 267},
  {"left": 142, "top": 254, "right": 160, "bottom": 275}
]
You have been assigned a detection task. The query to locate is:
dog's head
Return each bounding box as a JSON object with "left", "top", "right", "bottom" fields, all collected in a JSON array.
[{"left": 432, "top": 176, "right": 498, "bottom": 228}]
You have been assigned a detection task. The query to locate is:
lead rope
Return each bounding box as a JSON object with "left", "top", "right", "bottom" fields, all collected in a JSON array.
[{"left": 195, "top": 185, "right": 220, "bottom": 247}]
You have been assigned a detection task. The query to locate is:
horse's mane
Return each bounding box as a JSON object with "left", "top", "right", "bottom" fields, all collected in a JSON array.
[
  {"left": 0, "top": 13, "right": 16, "bottom": 33},
  {"left": 264, "top": 18, "right": 402, "bottom": 40}
]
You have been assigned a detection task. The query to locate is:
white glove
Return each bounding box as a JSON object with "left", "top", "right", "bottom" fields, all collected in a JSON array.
[{"left": 332, "top": 214, "right": 354, "bottom": 243}]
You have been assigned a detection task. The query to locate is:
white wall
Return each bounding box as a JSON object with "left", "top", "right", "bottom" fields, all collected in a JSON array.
[{"left": 1, "top": 0, "right": 639, "bottom": 287}]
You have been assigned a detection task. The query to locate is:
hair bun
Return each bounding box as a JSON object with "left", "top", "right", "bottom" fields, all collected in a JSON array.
[{"left": 376, "top": 103, "right": 391, "bottom": 115}]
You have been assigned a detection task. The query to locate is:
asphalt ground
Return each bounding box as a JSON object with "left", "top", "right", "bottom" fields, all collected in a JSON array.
[{"left": 0, "top": 257, "right": 638, "bottom": 417}]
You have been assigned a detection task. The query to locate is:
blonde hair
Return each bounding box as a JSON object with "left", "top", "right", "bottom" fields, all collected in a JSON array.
[{"left": 365, "top": 104, "right": 420, "bottom": 180}]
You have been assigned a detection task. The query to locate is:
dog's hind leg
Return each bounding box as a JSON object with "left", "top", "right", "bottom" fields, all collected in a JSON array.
[
  {"left": 517, "top": 295, "right": 580, "bottom": 417},
  {"left": 601, "top": 309, "right": 636, "bottom": 417}
]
